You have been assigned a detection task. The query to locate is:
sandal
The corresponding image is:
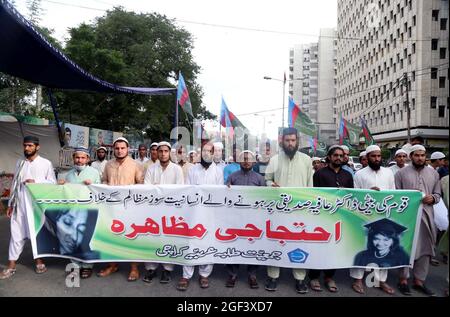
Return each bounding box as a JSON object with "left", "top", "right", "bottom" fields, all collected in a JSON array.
[
  {"left": 199, "top": 276, "right": 209, "bottom": 289},
  {"left": 351, "top": 280, "right": 365, "bottom": 294},
  {"left": 176, "top": 278, "right": 190, "bottom": 291},
  {"left": 324, "top": 279, "right": 339, "bottom": 293},
  {"left": 379, "top": 282, "right": 395, "bottom": 295},
  {"left": 35, "top": 263, "right": 47, "bottom": 274},
  {"left": 127, "top": 268, "right": 140, "bottom": 282},
  {"left": 80, "top": 268, "right": 93, "bottom": 279},
  {"left": 309, "top": 279, "right": 323, "bottom": 292},
  {"left": 0, "top": 268, "right": 16, "bottom": 280},
  {"left": 97, "top": 264, "right": 119, "bottom": 277}
]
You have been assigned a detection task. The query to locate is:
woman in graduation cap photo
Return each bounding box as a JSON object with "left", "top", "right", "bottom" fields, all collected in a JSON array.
[
  {"left": 36, "top": 208, "right": 100, "bottom": 261},
  {"left": 354, "top": 218, "right": 410, "bottom": 268}
]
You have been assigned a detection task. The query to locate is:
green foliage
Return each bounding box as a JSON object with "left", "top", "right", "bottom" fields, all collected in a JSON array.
[{"left": 57, "top": 7, "right": 214, "bottom": 141}]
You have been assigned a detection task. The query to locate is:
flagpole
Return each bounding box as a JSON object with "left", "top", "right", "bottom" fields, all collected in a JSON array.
[{"left": 174, "top": 93, "right": 179, "bottom": 143}]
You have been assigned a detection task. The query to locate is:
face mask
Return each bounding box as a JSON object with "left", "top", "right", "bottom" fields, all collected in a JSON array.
[{"left": 74, "top": 165, "right": 87, "bottom": 172}]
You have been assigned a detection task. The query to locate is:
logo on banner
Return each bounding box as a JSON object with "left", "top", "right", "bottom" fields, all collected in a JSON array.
[{"left": 288, "top": 248, "right": 309, "bottom": 263}]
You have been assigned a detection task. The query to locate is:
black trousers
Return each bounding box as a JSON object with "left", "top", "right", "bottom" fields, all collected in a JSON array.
[{"left": 226, "top": 264, "right": 258, "bottom": 278}]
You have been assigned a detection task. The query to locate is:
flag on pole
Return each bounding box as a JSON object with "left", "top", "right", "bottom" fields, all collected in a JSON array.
[
  {"left": 288, "top": 97, "right": 318, "bottom": 137},
  {"left": 360, "top": 117, "right": 375, "bottom": 145},
  {"left": 338, "top": 115, "right": 361, "bottom": 145},
  {"left": 220, "top": 97, "right": 247, "bottom": 130},
  {"left": 177, "top": 72, "right": 193, "bottom": 117}
]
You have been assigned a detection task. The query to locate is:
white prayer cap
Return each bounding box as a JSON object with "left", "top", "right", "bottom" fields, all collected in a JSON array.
[
  {"left": 188, "top": 150, "right": 196, "bottom": 155},
  {"left": 113, "top": 137, "right": 129, "bottom": 146},
  {"left": 150, "top": 142, "right": 159, "bottom": 148},
  {"left": 395, "top": 149, "right": 408, "bottom": 157},
  {"left": 431, "top": 151, "right": 446, "bottom": 160},
  {"left": 239, "top": 150, "right": 255, "bottom": 158},
  {"left": 365, "top": 145, "right": 381, "bottom": 155},
  {"left": 359, "top": 151, "right": 367, "bottom": 157},
  {"left": 157, "top": 141, "right": 171, "bottom": 149},
  {"left": 96, "top": 146, "right": 107, "bottom": 152},
  {"left": 340, "top": 145, "right": 349, "bottom": 152},
  {"left": 327, "top": 145, "right": 343, "bottom": 155},
  {"left": 311, "top": 157, "right": 321, "bottom": 162},
  {"left": 409, "top": 144, "right": 426, "bottom": 155},
  {"left": 213, "top": 142, "right": 224, "bottom": 150}
]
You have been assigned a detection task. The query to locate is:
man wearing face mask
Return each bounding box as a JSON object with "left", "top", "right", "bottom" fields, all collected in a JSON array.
[
  {"left": 0, "top": 136, "right": 56, "bottom": 279},
  {"left": 351, "top": 145, "right": 396, "bottom": 295},
  {"left": 177, "top": 140, "right": 223, "bottom": 291},
  {"left": 264, "top": 127, "right": 313, "bottom": 294},
  {"left": 57, "top": 147, "right": 100, "bottom": 279}
]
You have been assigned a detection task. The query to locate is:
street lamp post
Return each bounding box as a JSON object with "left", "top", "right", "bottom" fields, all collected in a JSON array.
[{"left": 263, "top": 76, "right": 308, "bottom": 128}]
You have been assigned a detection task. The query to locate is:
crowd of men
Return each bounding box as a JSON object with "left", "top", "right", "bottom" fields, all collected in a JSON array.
[{"left": 0, "top": 130, "right": 448, "bottom": 297}]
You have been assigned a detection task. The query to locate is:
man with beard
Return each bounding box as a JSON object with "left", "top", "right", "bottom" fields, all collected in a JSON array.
[
  {"left": 396, "top": 145, "right": 441, "bottom": 296},
  {"left": 57, "top": 147, "right": 101, "bottom": 279},
  {"left": 359, "top": 151, "right": 368, "bottom": 168},
  {"left": 143, "top": 142, "right": 184, "bottom": 284},
  {"left": 340, "top": 145, "right": 355, "bottom": 177},
  {"left": 390, "top": 149, "right": 408, "bottom": 175},
  {"left": 264, "top": 127, "right": 313, "bottom": 294},
  {"left": 177, "top": 140, "right": 223, "bottom": 291},
  {"left": 225, "top": 150, "right": 266, "bottom": 289},
  {"left": 0, "top": 136, "right": 56, "bottom": 279},
  {"left": 91, "top": 146, "right": 108, "bottom": 179},
  {"left": 213, "top": 142, "right": 226, "bottom": 172},
  {"left": 97, "top": 137, "right": 144, "bottom": 281},
  {"left": 308, "top": 145, "right": 353, "bottom": 293},
  {"left": 351, "top": 145, "right": 396, "bottom": 295}
]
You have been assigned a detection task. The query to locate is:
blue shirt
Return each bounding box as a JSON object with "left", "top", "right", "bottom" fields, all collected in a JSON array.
[
  {"left": 223, "top": 163, "right": 240, "bottom": 184},
  {"left": 342, "top": 164, "right": 355, "bottom": 178}
]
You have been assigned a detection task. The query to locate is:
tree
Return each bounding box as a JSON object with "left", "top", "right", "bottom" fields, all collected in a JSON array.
[{"left": 57, "top": 7, "right": 214, "bottom": 141}]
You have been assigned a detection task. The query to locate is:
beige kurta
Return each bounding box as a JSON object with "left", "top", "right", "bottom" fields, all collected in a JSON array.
[
  {"left": 395, "top": 165, "right": 441, "bottom": 259},
  {"left": 265, "top": 150, "right": 313, "bottom": 187},
  {"left": 102, "top": 156, "right": 144, "bottom": 185}
]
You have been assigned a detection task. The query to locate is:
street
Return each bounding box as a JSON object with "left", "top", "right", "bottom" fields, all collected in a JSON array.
[{"left": 0, "top": 216, "right": 447, "bottom": 297}]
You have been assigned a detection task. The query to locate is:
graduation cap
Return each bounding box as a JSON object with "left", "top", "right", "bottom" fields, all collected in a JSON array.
[{"left": 364, "top": 218, "right": 407, "bottom": 235}]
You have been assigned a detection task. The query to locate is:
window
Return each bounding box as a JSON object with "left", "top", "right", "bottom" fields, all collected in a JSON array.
[
  {"left": 412, "top": 98, "right": 416, "bottom": 110},
  {"left": 412, "top": 43, "right": 416, "bottom": 54},
  {"left": 441, "top": 18, "right": 448, "bottom": 30},
  {"left": 431, "top": 68, "right": 438, "bottom": 79},
  {"left": 439, "top": 105, "right": 445, "bottom": 118},
  {"left": 412, "top": 15, "right": 416, "bottom": 26},
  {"left": 432, "top": 10, "right": 439, "bottom": 22},
  {"left": 440, "top": 77, "right": 446, "bottom": 88},
  {"left": 440, "top": 47, "right": 447, "bottom": 59},
  {"left": 431, "top": 96, "right": 437, "bottom": 109},
  {"left": 431, "top": 39, "right": 438, "bottom": 50}
]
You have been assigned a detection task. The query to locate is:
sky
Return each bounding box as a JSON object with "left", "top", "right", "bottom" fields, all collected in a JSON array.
[{"left": 13, "top": 0, "right": 337, "bottom": 139}]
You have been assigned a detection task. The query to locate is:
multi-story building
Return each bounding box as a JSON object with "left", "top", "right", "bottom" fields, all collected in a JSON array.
[
  {"left": 337, "top": 0, "right": 449, "bottom": 149},
  {"left": 289, "top": 28, "right": 338, "bottom": 146}
]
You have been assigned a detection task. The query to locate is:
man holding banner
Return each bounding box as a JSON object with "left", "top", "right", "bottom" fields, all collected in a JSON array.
[
  {"left": 143, "top": 141, "right": 184, "bottom": 284},
  {"left": 97, "top": 137, "right": 144, "bottom": 281},
  {"left": 396, "top": 145, "right": 442, "bottom": 297},
  {"left": 57, "top": 147, "right": 101, "bottom": 279},
  {"left": 177, "top": 140, "right": 223, "bottom": 291},
  {"left": 350, "top": 145, "right": 396, "bottom": 295},
  {"left": 264, "top": 127, "right": 313, "bottom": 294}
]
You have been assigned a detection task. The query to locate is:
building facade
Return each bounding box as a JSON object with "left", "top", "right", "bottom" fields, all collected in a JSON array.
[{"left": 336, "top": 0, "right": 449, "bottom": 149}]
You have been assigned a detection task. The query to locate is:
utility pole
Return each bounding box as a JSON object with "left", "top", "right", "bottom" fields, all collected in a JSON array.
[{"left": 402, "top": 72, "right": 411, "bottom": 143}]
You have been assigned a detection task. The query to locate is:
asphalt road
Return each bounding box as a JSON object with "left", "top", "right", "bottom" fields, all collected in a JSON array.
[{"left": 0, "top": 216, "right": 447, "bottom": 297}]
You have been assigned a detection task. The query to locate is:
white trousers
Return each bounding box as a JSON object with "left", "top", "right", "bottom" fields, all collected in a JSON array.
[
  {"left": 182, "top": 265, "right": 213, "bottom": 279},
  {"left": 8, "top": 206, "right": 30, "bottom": 261},
  {"left": 144, "top": 262, "right": 174, "bottom": 271},
  {"left": 350, "top": 268, "right": 388, "bottom": 282}
]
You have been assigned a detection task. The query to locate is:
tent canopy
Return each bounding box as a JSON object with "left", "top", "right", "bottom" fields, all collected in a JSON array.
[{"left": 0, "top": 0, "right": 176, "bottom": 95}]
